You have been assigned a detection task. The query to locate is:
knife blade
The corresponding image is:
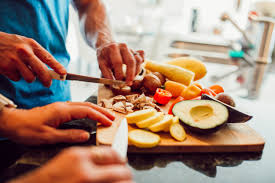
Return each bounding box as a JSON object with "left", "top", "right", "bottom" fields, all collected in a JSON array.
[
  {"left": 112, "top": 118, "right": 128, "bottom": 158},
  {"left": 49, "top": 70, "right": 127, "bottom": 87}
]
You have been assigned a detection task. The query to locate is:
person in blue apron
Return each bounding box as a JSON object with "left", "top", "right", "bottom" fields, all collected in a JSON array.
[
  {"left": 0, "top": 0, "right": 144, "bottom": 109},
  {"left": 0, "top": 0, "right": 141, "bottom": 182}
]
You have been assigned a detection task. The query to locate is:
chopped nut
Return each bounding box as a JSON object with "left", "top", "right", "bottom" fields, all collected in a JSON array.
[
  {"left": 112, "top": 95, "right": 127, "bottom": 104},
  {"left": 99, "top": 99, "right": 113, "bottom": 109},
  {"left": 112, "top": 102, "right": 126, "bottom": 114}
]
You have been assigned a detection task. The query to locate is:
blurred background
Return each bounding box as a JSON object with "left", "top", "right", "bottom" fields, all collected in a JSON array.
[{"left": 66, "top": 0, "right": 275, "bottom": 107}]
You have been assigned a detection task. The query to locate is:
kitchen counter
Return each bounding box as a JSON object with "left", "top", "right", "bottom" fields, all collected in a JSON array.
[{"left": 0, "top": 72, "right": 275, "bottom": 183}]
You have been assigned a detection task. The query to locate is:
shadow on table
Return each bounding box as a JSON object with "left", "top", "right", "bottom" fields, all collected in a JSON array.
[{"left": 127, "top": 151, "right": 263, "bottom": 177}]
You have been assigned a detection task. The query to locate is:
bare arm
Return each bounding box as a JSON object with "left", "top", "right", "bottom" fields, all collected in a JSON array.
[
  {"left": 72, "top": 0, "right": 113, "bottom": 49},
  {"left": 72, "top": 0, "right": 144, "bottom": 85}
]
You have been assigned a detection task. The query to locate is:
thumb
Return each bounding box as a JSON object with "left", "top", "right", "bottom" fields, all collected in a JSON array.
[{"left": 50, "top": 129, "right": 90, "bottom": 144}]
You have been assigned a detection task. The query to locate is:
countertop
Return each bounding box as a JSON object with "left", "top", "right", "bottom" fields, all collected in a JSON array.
[{"left": 0, "top": 71, "right": 275, "bottom": 183}]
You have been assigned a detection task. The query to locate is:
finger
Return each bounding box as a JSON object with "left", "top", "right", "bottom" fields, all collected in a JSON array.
[
  {"left": 30, "top": 40, "right": 67, "bottom": 75},
  {"left": 107, "top": 45, "right": 124, "bottom": 80},
  {"left": 18, "top": 48, "right": 52, "bottom": 87},
  {"left": 98, "top": 57, "right": 115, "bottom": 80},
  {"left": 67, "top": 102, "right": 115, "bottom": 121},
  {"left": 48, "top": 128, "right": 90, "bottom": 144},
  {"left": 90, "top": 147, "right": 127, "bottom": 165},
  {"left": 13, "top": 58, "right": 36, "bottom": 83},
  {"left": 119, "top": 44, "right": 136, "bottom": 85},
  {"left": 134, "top": 54, "right": 143, "bottom": 75},
  {"left": 68, "top": 105, "right": 113, "bottom": 126},
  {"left": 92, "top": 165, "right": 132, "bottom": 183},
  {"left": 136, "top": 50, "right": 145, "bottom": 60},
  {"left": 43, "top": 102, "right": 113, "bottom": 127}
]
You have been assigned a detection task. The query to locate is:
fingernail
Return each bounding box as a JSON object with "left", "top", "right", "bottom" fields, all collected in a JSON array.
[{"left": 80, "top": 132, "right": 90, "bottom": 140}]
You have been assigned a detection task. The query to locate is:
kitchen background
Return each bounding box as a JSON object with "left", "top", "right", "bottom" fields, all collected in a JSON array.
[{"left": 66, "top": 0, "right": 275, "bottom": 106}]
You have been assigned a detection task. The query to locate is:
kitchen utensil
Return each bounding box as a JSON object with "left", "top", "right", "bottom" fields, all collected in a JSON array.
[
  {"left": 111, "top": 118, "right": 128, "bottom": 158},
  {"left": 49, "top": 70, "right": 126, "bottom": 87}
]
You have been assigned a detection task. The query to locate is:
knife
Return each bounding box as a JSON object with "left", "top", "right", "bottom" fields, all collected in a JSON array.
[
  {"left": 49, "top": 70, "right": 127, "bottom": 87},
  {"left": 112, "top": 118, "right": 128, "bottom": 158}
]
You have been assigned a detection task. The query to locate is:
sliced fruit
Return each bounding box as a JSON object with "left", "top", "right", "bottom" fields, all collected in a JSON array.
[
  {"left": 201, "top": 94, "right": 252, "bottom": 123},
  {"left": 149, "top": 115, "right": 173, "bottom": 132},
  {"left": 166, "top": 57, "right": 207, "bottom": 81},
  {"left": 172, "top": 100, "right": 229, "bottom": 133},
  {"left": 164, "top": 80, "right": 187, "bottom": 97},
  {"left": 181, "top": 84, "right": 202, "bottom": 100},
  {"left": 153, "top": 88, "right": 172, "bottom": 105},
  {"left": 145, "top": 60, "right": 195, "bottom": 86},
  {"left": 172, "top": 116, "right": 180, "bottom": 124},
  {"left": 170, "top": 123, "right": 186, "bottom": 141},
  {"left": 136, "top": 112, "right": 164, "bottom": 128},
  {"left": 128, "top": 129, "right": 160, "bottom": 148},
  {"left": 126, "top": 109, "right": 156, "bottom": 124}
]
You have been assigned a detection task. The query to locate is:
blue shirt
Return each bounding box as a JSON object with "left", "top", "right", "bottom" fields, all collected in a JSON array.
[{"left": 0, "top": 0, "right": 71, "bottom": 109}]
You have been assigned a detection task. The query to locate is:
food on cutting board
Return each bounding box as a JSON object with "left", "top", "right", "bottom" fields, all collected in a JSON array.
[
  {"left": 166, "top": 57, "right": 207, "bottom": 81},
  {"left": 152, "top": 72, "right": 166, "bottom": 85},
  {"left": 145, "top": 60, "right": 195, "bottom": 86},
  {"left": 172, "top": 100, "right": 229, "bottom": 134},
  {"left": 215, "top": 93, "right": 236, "bottom": 107},
  {"left": 136, "top": 112, "right": 164, "bottom": 128},
  {"left": 131, "top": 68, "right": 146, "bottom": 90},
  {"left": 164, "top": 80, "right": 187, "bottom": 97},
  {"left": 181, "top": 84, "right": 202, "bottom": 100},
  {"left": 142, "top": 73, "right": 162, "bottom": 94},
  {"left": 209, "top": 84, "right": 224, "bottom": 94},
  {"left": 201, "top": 94, "right": 252, "bottom": 123},
  {"left": 126, "top": 109, "right": 186, "bottom": 147},
  {"left": 170, "top": 123, "right": 186, "bottom": 142},
  {"left": 148, "top": 115, "right": 173, "bottom": 132},
  {"left": 153, "top": 88, "right": 172, "bottom": 105},
  {"left": 126, "top": 108, "right": 157, "bottom": 124},
  {"left": 128, "top": 129, "right": 160, "bottom": 148},
  {"left": 99, "top": 94, "right": 162, "bottom": 114}
]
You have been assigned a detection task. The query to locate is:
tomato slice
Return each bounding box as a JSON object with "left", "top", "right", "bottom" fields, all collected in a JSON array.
[{"left": 154, "top": 88, "right": 172, "bottom": 105}]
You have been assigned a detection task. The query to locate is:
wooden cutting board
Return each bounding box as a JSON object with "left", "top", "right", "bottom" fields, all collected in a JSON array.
[{"left": 96, "top": 86, "right": 265, "bottom": 153}]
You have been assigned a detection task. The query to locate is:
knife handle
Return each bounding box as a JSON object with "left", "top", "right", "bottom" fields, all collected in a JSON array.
[{"left": 48, "top": 70, "right": 67, "bottom": 81}]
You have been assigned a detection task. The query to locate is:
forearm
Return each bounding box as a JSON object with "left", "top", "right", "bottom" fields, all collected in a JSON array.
[{"left": 73, "top": 0, "right": 114, "bottom": 49}]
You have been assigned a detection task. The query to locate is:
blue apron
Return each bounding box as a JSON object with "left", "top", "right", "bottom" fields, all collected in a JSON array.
[{"left": 0, "top": 0, "right": 71, "bottom": 109}]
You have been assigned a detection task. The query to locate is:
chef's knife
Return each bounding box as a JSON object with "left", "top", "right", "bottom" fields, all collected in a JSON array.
[
  {"left": 49, "top": 70, "right": 126, "bottom": 87},
  {"left": 112, "top": 118, "right": 128, "bottom": 158}
]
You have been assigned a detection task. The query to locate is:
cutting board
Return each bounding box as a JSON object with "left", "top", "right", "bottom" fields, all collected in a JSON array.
[{"left": 96, "top": 86, "right": 265, "bottom": 153}]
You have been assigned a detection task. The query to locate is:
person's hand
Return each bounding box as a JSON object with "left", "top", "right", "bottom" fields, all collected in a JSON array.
[
  {"left": 0, "top": 102, "right": 115, "bottom": 145},
  {"left": 96, "top": 42, "right": 144, "bottom": 85},
  {"left": 8, "top": 147, "right": 134, "bottom": 183},
  {"left": 0, "top": 31, "right": 66, "bottom": 87}
]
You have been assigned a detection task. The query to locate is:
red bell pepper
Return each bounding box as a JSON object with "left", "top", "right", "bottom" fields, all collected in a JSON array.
[
  {"left": 154, "top": 88, "right": 172, "bottom": 105},
  {"left": 168, "top": 96, "right": 185, "bottom": 114}
]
